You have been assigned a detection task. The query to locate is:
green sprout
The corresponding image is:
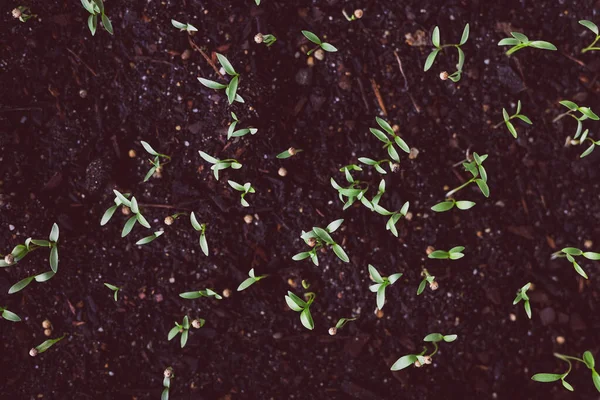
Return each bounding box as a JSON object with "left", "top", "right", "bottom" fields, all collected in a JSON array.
[
  {"left": 498, "top": 32, "right": 556, "bottom": 55},
  {"left": 532, "top": 351, "right": 600, "bottom": 393},
  {"left": 428, "top": 246, "right": 465, "bottom": 260},
  {"left": 168, "top": 316, "right": 205, "bottom": 348},
  {"left": 576, "top": 129, "right": 600, "bottom": 158},
  {"left": 553, "top": 100, "right": 599, "bottom": 140},
  {"left": 171, "top": 19, "right": 197, "bottom": 33},
  {"left": 417, "top": 268, "right": 438, "bottom": 295},
  {"left": 301, "top": 31, "right": 338, "bottom": 55},
  {"left": 369, "top": 117, "right": 410, "bottom": 163},
  {"left": 368, "top": 264, "right": 402, "bottom": 310},
  {"left": 198, "top": 151, "right": 242, "bottom": 181},
  {"left": 255, "top": 33, "right": 277, "bottom": 47},
  {"left": 198, "top": 53, "right": 244, "bottom": 104},
  {"left": 255, "top": 0, "right": 260, "bottom": 5},
  {"left": 342, "top": 9, "right": 363, "bottom": 22},
  {"left": 228, "top": 112, "right": 258, "bottom": 139},
  {"left": 0, "top": 306, "right": 21, "bottom": 322},
  {"left": 228, "top": 181, "right": 256, "bottom": 207},
  {"left": 103, "top": 283, "right": 121, "bottom": 301},
  {"left": 190, "top": 212, "right": 208, "bottom": 256},
  {"left": 391, "top": 333, "right": 458, "bottom": 371},
  {"left": 135, "top": 230, "right": 164, "bottom": 245},
  {"left": 513, "top": 282, "right": 532, "bottom": 319},
  {"left": 12, "top": 6, "right": 36, "bottom": 22},
  {"left": 579, "top": 20, "right": 600, "bottom": 53},
  {"left": 162, "top": 367, "right": 174, "bottom": 400},
  {"left": 285, "top": 291, "right": 315, "bottom": 330},
  {"left": 179, "top": 288, "right": 222, "bottom": 300},
  {"left": 444, "top": 152, "right": 490, "bottom": 198},
  {"left": 8, "top": 270, "right": 55, "bottom": 294},
  {"left": 276, "top": 147, "right": 302, "bottom": 159},
  {"left": 376, "top": 202, "right": 410, "bottom": 237},
  {"left": 0, "top": 223, "right": 59, "bottom": 273},
  {"left": 358, "top": 157, "right": 395, "bottom": 175},
  {"left": 101, "top": 190, "right": 151, "bottom": 237},
  {"left": 431, "top": 198, "right": 476, "bottom": 213},
  {"left": 551, "top": 247, "right": 600, "bottom": 279},
  {"left": 328, "top": 317, "right": 357, "bottom": 335},
  {"left": 29, "top": 335, "right": 66, "bottom": 357},
  {"left": 81, "top": 0, "right": 113, "bottom": 36},
  {"left": 140, "top": 141, "right": 171, "bottom": 182},
  {"left": 493, "top": 100, "right": 532, "bottom": 138},
  {"left": 424, "top": 24, "right": 469, "bottom": 82},
  {"left": 237, "top": 268, "right": 268, "bottom": 291},
  {"left": 292, "top": 219, "right": 349, "bottom": 265}
]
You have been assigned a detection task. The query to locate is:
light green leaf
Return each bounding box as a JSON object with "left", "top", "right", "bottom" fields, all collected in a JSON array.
[
  {"left": 531, "top": 373, "right": 563, "bottom": 382},
  {"left": 49, "top": 223, "right": 59, "bottom": 242},
  {"left": 8, "top": 276, "right": 34, "bottom": 294},
  {"left": 190, "top": 212, "right": 202, "bottom": 231},
  {"left": 198, "top": 78, "right": 227, "bottom": 90},
  {"left": 459, "top": 23, "right": 469, "bottom": 45},
  {"left": 431, "top": 26, "right": 440, "bottom": 47},
  {"left": 2, "top": 309, "right": 21, "bottom": 322},
  {"left": 529, "top": 41, "right": 557, "bottom": 51},
  {"left": 167, "top": 326, "right": 179, "bottom": 340},
  {"left": 326, "top": 219, "right": 343, "bottom": 233},
  {"left": 455, "top": 200, "right": 475, "bottom": 210},
  {"left": 368, "top": 264, "right": 384, "bottom": 283},
  {"left": 390, "top": 354, "right": 418, "bottom": 371},
  {"left": 580, "top": 20, "right": 599, "bottom": 35},
  {"left": 583, "top": 252, "right": 600, "bottom": 260},
  {"left": 285, "top": 295, "right": 304, "bottom": 312},
  {"left": 431, "top": 201, "right": 455, "bottom": 212},
  {"left": 320, "top": 43, "right": 337, "bottom": 52},
  {"left": 200, "top": 233, "right": 208, "bottom": 256},
  {"left": 424, "top": 49, "right": 439, "bottom": 71},
  {"left": 101, "top": 14, "right": 113, "bottom": 35},
  {"left": 562, "top": 247, "right": 583, "bottom": 255},
  {"left": 35, "top": 270, "right": 55, "bottom": 283},
  {"left": 302, "top": 30, "right": 321, "bottom": 45},
  {"left": 49, "top": 246, "right": 58, "bottom": 273},
  {"left": 300, "top": 308, "right": 314, "bottom": 330},
  {"left": 424, "top": 333, "right": 444, "bottom": 342},
  {"left": 428, "top": 250, "right": 448, "bottom": 259},
  {"left": 376, "top": 285, "right": 386, "bottom": 310},
  {"left": 216, "top": 53, "right": 237, "bottom": 76},
  {"left": 498, "top": 38, "right": 519, "bottom": 46},
  {"left": 237, "top": 278, "right": 256, "bottom": 292},
  {"left": 332, "top": 244, "right": 349, "bottom": 263},
  {"left": 113, "top": 190, "right": 132, "bottom": 208}
]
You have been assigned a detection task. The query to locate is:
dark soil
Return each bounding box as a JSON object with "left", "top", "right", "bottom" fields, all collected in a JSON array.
[{"left": 2, "top": 0, "right": 600, "bottom": 399}]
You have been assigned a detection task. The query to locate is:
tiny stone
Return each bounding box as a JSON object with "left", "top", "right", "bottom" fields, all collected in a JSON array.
[
  {"left": 128, "top": 149, "right": 136, "bottom": 158},
  {"left": 404, "top": 212, "right": 413, "bottom": 221},
  {"left": 584, "top": 240, "right": 593, "bottom": 249},
  {"left": 181, "top": 49, "right": 191, "bottom": 60},
  {"left": 42, "top": 319, "right": 52, "bottom": 329},
  {"left": 556, "top": 336, "right": 566, "bottom": 344},
  {"left": 509, "top": 313, "right": 517, "bottom": 321},
  {"left": 426, "top": 246, "right": 434, "bottom": 255},
  {"left": 408, "top": 148, "right": 419, "bottom": 160},
  {"left": 4, "top": 254, "right": 14, "bottom": 265},
  {"left": 43, "top": 329, "right": 52, "bottom": 337},
  {"left": 244, "top": 214, "right": 253, "bottom": 224},
  {"left": 121, "top": 207, "right": 131, "bottom": 216},
  {"left": 79, "top": 89, "right": 88, "bottom": 98},
  {"left": 168, "top": 277, "right": 175, "bottom": 283},
  {"left": 273, "top": 332, "right": 283, "bottom": 339},
  {"left": 154, "top": 293, "right": 164, "bottom": 303},
  {"left": 278, "top": 167, "right": 287, "bottom": 177},
  {"left": 222, "top": 288, "right": 232, "bottom": 298},
  {"left": 9, "top": 225, "right": 15, "bottom": 231},
  {"left": 314, "top": 49, "right": 325, "bottom": 61}
]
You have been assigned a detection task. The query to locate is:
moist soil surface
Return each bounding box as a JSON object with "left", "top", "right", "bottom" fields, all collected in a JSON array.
[{"left": 2, "top": 0, "right": 600, "bottom": 399}]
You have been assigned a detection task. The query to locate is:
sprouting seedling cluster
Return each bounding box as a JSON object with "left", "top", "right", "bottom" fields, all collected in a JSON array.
[
  {"left": 428, "top": 246, "right": 465, "bottom": 260},
  {"left": 391, "top": 333, "right": 458, "bottom": 371},
  {"left": 171, "top": 19, "right": 197, "bottom": 33},
  {"left": 1, "top": 223, "right": 59, "bottom": 273},
  {"left": 140, "top": 141, "right": 171, "bottom": 182},
  {"left": 254, "top": 33, "right": 277, "bottom": 47},
  {"left": 431, "top": 198, "right": 475, "bottom": 213},
  {"left": 199, "top": 151, "right": 242, "bottom": 181},
  {"left": 228, "top": 112, "right": 258, "bottom": 139},
  {"left": 498, "top": 32, "right": 556, "bottom": 55},
  {"left": 301, "top": 31, "right": 338, "bottom": 55},
  {"left": 162, "top": 367, "right": 174, "bottom": 400},
  {"left": 285, "top": 291, "right": 315, "bottom": 330},
  {"left": 198, "top": 53, "right": 243, "bottom": 104},
  {"left": 328, "top": 317, "right": 357, "bottom": 335},
  {"left": 0, "top": 306, "right": 21, "bottom": 322},
  {"left": 368, "top": 117, "right": 410, "bottom": 163},
  {"left": 551, "top": 247, "right": 600, "bottom": 279},
  {"left": 237, "top": 268, "right": 268, "bottom": 291},
  {"left": 292, "top": 219, "right": 349, "bottom": 265},
  {"left": 368, "top": 264, "right": 402, "bottom": 310},
  {"left": 417, "top": 268, "right": 438, "bottom": 295},
  {"left": 553, "top": 100, "right": 599, "bottom": 140},
  {"left": 190, "top": 212, "right": 208, "bottom": 256},
  {"left": 424, "top": 24, "right": 469, "bottom": 82},
  {"left": 104, "top": 283, "right": 121, "bottom": 301},
  {"left": 179, "top": 288, "right": 222, "bottom": 300},
  {"left": 135, "top": 230, "right": 164, "bottom": 245},
  {"left": 579, "top": 20, "right": 600, "bottom": 53},
  {"left": 277, "top": 147, "right": 302, "bottom": 159},
  {"left": 513, "top": 282, "right": 532, "bottom": 319},
  {"left": 29, "top": 334, "right": 66, "bottom": 357},
  {"left": 576, "top": 129, "right": 600, "bottom": 158},
  {"left": 494, "top": 100, "right": 532, "bottom": 138},
  {"left": 168, "top": 315, "right": 205, "bottom": 348},
  {"left": 445, "top": 152, "right": 490, "bottom": 199},
  {"left": 81, "top": 0, "right": 113, "bottom": 36},
  {"left": 101, "top": 190, "right": 151, "bottom": 237},
  {"left": 358, "top": 157, "right": 396, "bottom": 175},
  {"left": 532, "top": 351, "right": 600, "bottom": 393},
  {"left": 12, "top": 6, "right": 36, "bottom": 22},
  {"left": 228, "top": 180, "right": 256, "bottom": 207}
]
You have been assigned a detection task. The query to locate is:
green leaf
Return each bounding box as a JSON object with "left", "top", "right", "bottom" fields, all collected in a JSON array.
[
  {"left": 313, "top": 227, "right": 334, "bottom": 244},
  {"left": 226, "top": 75, "right": 239, "bottom": 105},
  {"left": 443, "top": 334, "right": 458, "bottom": 342},
  {"left": 36, "top": 335, "right": 65, "bottom": 353},
  {"left": 104, "top": 283, "right": 118, "bottom": 291},
  {"left": 417, "top": 279, "right": 427, "bottom": 295},
  {"left": 375, "top": 117, "right": 394, "bottom": 135},
  {"left": 394, "top": 136, "right": 410, "bottom": 153},
  {"left": 171, "top": 19, "right": 186, "bottom": 30},
  {"left": 424, "top": 333, "right": 444, "bottom": 342},
  {"left": 130, "top": 197, "right": 139, "bottom": 214},
  {"left": 180, "top": 330, "right": 188, "bottom": 348},
  {"left": 531, "top": 373, "right": 563, "bottom": 382},
  {"left": 475, "top": 179, "right": 490, "bottom": 197},
  {"left": 49, "top": 223, "right": 59, "bottom": 242},
  {"left": 121, "top": 216, "right": 137, "bottom": 237},
  {"left": 428, "top": 250, "right": 449, "bottom": 259},
  {"left": 431, "top": 26, "right": 440, "bottom": 47},
  {"left": 101, "top": 14, "right": 113, "bottom": 35},
  {"left": 237, "top": 278, "right": 256, "bottom": 292},
  {"left": 326, "top": 219, "right": 344, "bottom": 233},
  {"left": 141, "top": 141, "right": 159, "bottom": 156},
  {"left": 559, "top": 100, "right": 578, "bottom": 110},
  {"left": 162, "top": 387, "right": 169, "bottom": 400},
  {"left": 285, "top": 295, "right": 304, "bottom": 312},
  {"left": 49, "top": 246, "right": 58, "bottom": 273},
  {"left": 583, "top": 252, "right": 600, "bottom": 260},
  {"left": 300, "top": 308, "right": 314, "bottom": 330},
  {"left": 369, "top": 128, "right": 389, "bottom": 143},
  {"left": 368, "top": 264, "right": 384, "bottom": 283},
  {"left": 456, "top": 47, "right": 465, "bottom": 71},
  {"left": 320, "top": 43, "right": 338, "bottom": 52},
  {"left": 498, "top": 38, "right": 519, "bottom": 46},
  {"left": 584, "top": 351, "right": 595, "bottom": 369},
  {"left": 580, "top": 107, "right": 600, "bottom": 120},
  {"left": 459, "top": 23, "right": 469, "bottom": 45},
  {"left": 81, "top": 0, "right": 96, "bottom": 14},
  {"left": 113, "top": 190, "right": 132, "bottom": 208},
  {"left": 167, "top": 326, "right": 179, "bottom": 340},
  {"left": 580, "top": 144, "right": 596, "bottom": 159},
  {"left": 424, "top": 49, "right": 439, "bottom": 71},
  {"left": 179, "top": 291, "right": 203, "bottom": 299},
  {"left": 390, "top": 354, "right": 418, "bottom": 371},
  {"left": 332, "top": 244, "right": 349, "bottom": 263},
  {"left": 88, "top": 14, "right": 97, "bottom": 36},
  {"left": 302, "top": 30, "right": 321, "bottom": 45},
  {"left": 573, "top": 261, "right": 589, "bottom": 279},
  {"left": 524, "top": 301, "right": 532, "bottom": 319},
  {"left": 190, "top": 212, "right": 202, "bottom": 231},
  {"left": 143, "top": 166, "right": 157, "bottom": 182},
  {"left": 387, "top": 145, "right": 400, "bottom": 163},
  {"left": 35, "top": 271, "right": 55, "bottom": 283},
  {"left": 216, "top": 53, "right": 237, "bottom": 76},
  {"left": 511, "top": 32, "right": 529, "bottom": 42},
  {"left": 506, "top": 121, "right": 517, "bottom": 138},
  {"left": 592, "top": 370, "right": 600, "bottom": 392},
  {"left": 580, "top": 20, "right": 599, "bottom": 35},
  {"left": 388, "top": 273, "right": 403, "bottom": 284},
  {"left": 455, "top": 200, "right": 475, "bottom": 210},
  {"left": 228, "top": 180, "right": 245, "bottom": 192},
  {"left": 136, "top": 231, "right": 163, "bottom": 245},
  {"left": 376, "top": 285, "right": 386, "bottom": 310},
  {"left": 2, "top": 309, "right": 21, "bottom": 322},
  {"left": 292, "top": 252, "right": 311, "bottom": 261},
  {"left": 198, "top": 78, "right": 227, "bottom": 90},
  {"left": 529, "top": 41, "right": 557, "bottom": 51},
  {"left": 562, "top": 247, "right": 583, "bottom": 255},
  {"left": 8, "top": 276, "right": 34, "bottom": 294},
  {"left": 431, "top": 201, "right": 455, "bottom": 212}
]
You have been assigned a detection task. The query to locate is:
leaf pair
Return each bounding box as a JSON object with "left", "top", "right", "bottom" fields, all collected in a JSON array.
[
  {"left": 190, "top": 212, "right": 209, "bottom": 256},
  {"left": 368, "top": 264, "right": 402, "bottom": 310},
  {"left": 292, "top": 220, "right": 349, "bottom": 265},
  {"left": 532, "top": 351, "right": 600, "bottom": 393},
  {"left": 276, "top": 147, "right": 302, "bottom": 159},
  {"left": 228, "top": 180, "right": 256, "bottom": 207},
  {"left": 428, "top": 246, "right": 465, "bottom": 260},
  {"left": 227, "top": 112, "right": 258, "bottom": 139},
  {"left": 81, "top": 0, "right": 113, "bottom": 36},
  {"left": 198, "top": 53, "right": 244, "bottom": 104},
  {"left": 424, "top": 24, "right": 469, "bottom": 82},
  {"left": 513, "top": 282, "right": 532, "bottom": 319},
  {"left": 498, "top": 32, "right": 556, "bottom": 55},
  {"left": 579, "top": 20, "right": 600, "bottom": 53},
  {"left": 168, "top": 316, "right": 191, "bottom": 348},
  {"left": 237, "top": 268, "right": 268, "bottom": 291},
  {"left": 302, "top": 31, "right": 338, "bottom": 54},
  {"left": 369, "top": 117, "right": 410, "bottom": 163},
  {"left": 500, "top": 100, "right": 532, "bottom": 138},
  {"left": 554, "top": 247, "right": 600, "bottom": 279},
  {"left": 179, "top": 288, "right": 222, "bottom": 300},
  {"left": 390, "top": 333, "right": 458, "bottom": 371},
  {"left": 141, "top": 141, "right": 170, "bottom": 182},
  {"left": 199, "top": 151, "right": 242, "bottom": 181},
  {"left": 0, "top": 307, "right": 21, "bottom": 322},
  {"left": 285, "top": 291, "right": 315, "bottom": 330},
  {"left": 171, "top": 19, "right": 197, "bottom": 33},
  {"left": 431, "top": 198, "right": 475, "bottom": 212},
  {"left": 104, "top": 283, "right": 121, "bottom": 301}
]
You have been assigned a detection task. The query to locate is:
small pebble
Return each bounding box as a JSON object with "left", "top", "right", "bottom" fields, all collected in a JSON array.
[
  {"left": 244, "top": 214, "right": 253, "bottom": 224},
  {"left": 128, "top": 150, "right": 136, "bottom": 158},
  {"left": 556, "top": 336, "right": 565, "bottom": 344},
  {"left": 409, "top": 148, "right": 419, "bottom": 160},
  {"left": 79, "top": 89, "right": 88, "bottom": 98},
  {"left": 181, "top": 49, "right": 191, "bottom": 60},
  {"left": 9, "top": 225, "right": 15, "bottom": 231},
  {"left": 314, "top": 49, "right": 325, "bottom": 61},
  {"left": 278, "top": 167, "right": 287, "bottom": 177},
  {"left": 42, "top": 319, "right": 52, "bottom": 329},
  {"left": 584, "top": 240, "right": 593, "bottom": 249},
  {"left": 509, "top": 313, "right": 517, "bottom": 321},
  {"left": 222, "top": 288, "right": 232, "bottom": 298},
  {"left": 273, "top": 332, "right": 283, "bottom": 339}
]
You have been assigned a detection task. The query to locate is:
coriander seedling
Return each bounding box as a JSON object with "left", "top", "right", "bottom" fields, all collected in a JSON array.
[
  {"left": 8, "top": 269, "right": 55, "bottom": 294},
  {"left": 81, "top": 0, "right": 113, "bottom": 36},
  {"left": 227, "top": 112, "right": 258, "bottom": 139},
  {"left": 368, "top": 264, "right": 402, "bottom": 310},
  {"left": 498, "top": 32, "right": 556, "bottom": 55},
  {"left": 342, "top": 9, "right": 363, "bottom": 21},
  {"left": 358, "top": 157, "right": 395, "bottom": 174},
  {"left": 445, "top": 152, "right": 490, "bottom": 198},
  {"left": 328, "top": 317, "right": 357, "bottom": 335},
  {"left": 135, "top": 230, "right": 164, "bottom": 245},
  {"left": 190, "top": 212, "right": 208, "bottom": 256},
  {"left": 171, "top": 19, "right": 197, "bottom": 33},
  {"left": 162, "top": 367, "right": 174, "bottom": 400},
  {"left": 373, "top": 201, "right": 410, "bottom": 237},
  {"left": 277, "top": 147, "right": 302, "bottom": 159},
  {"left": 254, "top": 33, "right": 277, "bottom": 47},
  {"left": 140, "top": 141, "right": 171, "bottom": 182},
  {"left": 29, "top": 334, "right": 66, "bottom": 357},
  {"left": 101, "top": 190, "right": 151, "bottom": 237},
  {"left": 301, "top": 31, "right": 338, "bottom": 55},
  {"left": 0, "top": 223, "right": 59, "bottom": 273},
  {"left": 553, "top": 100, "right": 599, "bottom": 140},
  {"left": 424, "top": 24, "right": 469, "bottom": 82},
  {"left": 179, "top": 288, "right": 222, "bottom": 300},
  {"left": 513, "top": 282, "right": 532, "bottom": 319},
  {"left": 228, "top": 180, "right": 256, "bottom": 207},
  {"left": 104, "top": 283, "right": 121, "bottom": 301},
  {"left": 255, "top": 0, "right": 260, "bottom": 5},
  {"left": 285, "top": 291, "right": 315, "bottom": 330},
  {"left": 0, "top": 306, "right": 21, "bottom": 322},
  {"left": 429, "top": 246, "right": 465, "bottom": 260},
  {"left": 12, "top": 6, "right": 36, "bottom": 22},
  {"left": 493, "top": 100, "right": 532, "bottom": 138},
  {"left": 198, "top": 151, "right": 242, "bottom": 180},
  {"left": 391, "top": 333, "right": 458, "bottom": 371},
  {"left": 579, "top": 20, "right": 600, "bottom": 53},
  {"left": 168, "top": 316, "right": 205, "bottom": 348},
  {"left": 198, "top": 53, "right": 244, "bottom": 104},
  {"left": 551, "top": 247, "right": 600, "bottom": 279},
  {"left": 431, "top": 198, "right": 476, "bottom": 212},
  {"left": 576, "top": 129, "right": 600, "bottom": 158},
  {"left": 369, "top": 117, "right": 410, "bottom": 163},
  {"left": 292, "top": 219, "right": 349, "bottom": 265},
  {"left": 532, "top": 351, "right": 600, "bottom": 393},
  {"left": 237, "top": 268, "right": 268, "bottom": 291},
  {"left": 417, "top": 268, "right": 438, "bottom": 295}
]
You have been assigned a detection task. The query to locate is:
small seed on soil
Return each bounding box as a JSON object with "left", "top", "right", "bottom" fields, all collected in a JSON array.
[
  {"left": 429, "top": 281, "right": 439, "bottom": 291},
  {"left": 164, "top": 367, "right": 173, "bottom": 378},
  {"left": 222, "top": 288, "right": 232, "bottom": 298},
  {"left": 584, "top": 240, "right": 593, "bottom": 249},
  {"left": 128, "top": 149, "right": 136, "bottom": 158},
  {"left": 306, "top": 56, "right": 315, "bottom": 67},
  {"left": 409, "top": 148, "right": 419, "bottom": 160},
  {"left": 44, "top": 329, "right": 52, "bottom": 337},
  {"left": 288, "top": 147, "right": 297, "bottom": 156},
  {"left": 181, "top": 49, "right": 191, "bottom": 60},
  {"left": 509, "top": 313, "right": 517, "bottom": 322},
  {"left": 287, "top": 278, "right": 297, "bottom": 288},
  {"left": 164, "top": 216, "right": 174, "bottom": 225},
  {"left": 79, "top": 89, "right": 88, "bottom": 98},
  {"left": 244, "top": 214, "right": 253, "bottom": 224},
  {"left": 121, "top": 206, "right": 131, "bottom": 216},
  {"left": 405, "top": 212, "right": 413, "bottom": 221},
  {"left": 12, "top": 8, "right": 22, "bottom": 18},
  {"left": 425, "top": 246, "right": 434, "bottom": 255},
  {"left": 440, "top": 71, "right": 449, "bottom": 80},
  {"left": 273, "top": 332, "right": 283, "bottom": 339},
  {"left": 375, "top": 309, "right": 384, "bottom": 319},
  {"left": 29, "top": 348, "right": 39, "bottom": 357},
  {"left": 354, "top": 9, "right": 363, "bottom": 19},
  {"left": 278, "top": 167, "right": 287, "bottom": 177},
  {"left": 314, "top": 49, "right": 325, "bottom": 61},
  {"left": 191, "top": 319, "right": 202, "bottom": 329},
  {"left": 556, "top": 336, "right": 565, "bottom": 344},
  {"left": 42, "top": 319, "right": 52, "bottom": 329},
  {"left": 254, "top": 33, "right": 264, "bottom": 44},
  {"left": 4, "top": 254, "right": 14, "bottom": 265},
  {"left": 328, "top": 327, "right": 337, "bottom": 336}
]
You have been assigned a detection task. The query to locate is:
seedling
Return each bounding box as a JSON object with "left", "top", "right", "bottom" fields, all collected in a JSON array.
[
  {"left": 29, "top": 335, "right": 66, "bottom": 357},
  {"left": 228, "top": 181, "right": 256, "bottom": 207},
  {"left": 330, "top": 168, "right": 372, "bottom": 210},
  {"left": 179, "top": 288, "right": 222, "bottom": 300},
  {"left": 101, "top": 190, "right": 151, "bottom": 237},
  {"left": 237, "top": 268, "right": 268, "bottom": 291},
  {"left": 135, "top": 231, "right": 164, "bottom": 245},
  {"left": 255, "top": 33, "right": 277, "bottom": 47},
  {"left": 577, "top": 129, "right": 600, "bottom": 158},
  {"left": 8, "top": 270, "right": 55, "bottom": 294},
  {"left": 171, "top": 19, "right": 197, "bottom": 33},
  {"left": 227, "top": 112, "right": 258, "bottom": 139},
  {"left": 358, "top": 157, "right": 395, "bottom": 174},
  {"left": 162, "top": 367, "right": 174, "bottom": 400},
  {"left": 301, "top": 31, "right": 338, "bottom": 55},
  {"left": 255, "top": 0, "right": 260, "bottom": 4},
  {"left": 12, "top": 6, "right": 36, "bottom": 22},
  {"left": 391, "top": 333, "right": 458, "bottom": 371},
  {"left": 342, "top": 9, "right": 363, "bottom": 21},
  {"left": 513, "top": 282, "right": 532, "bottom": 319},
  {"left": 103, "top": 283, "right": 121, "bottom": 301},
  {"left": 198, "top": 53, "right": 244, "bottom": 104},
  {"left": 168, "top": 316, "right": 205, "bottom": 348},
  {"left": 81, "top": 0, "right": 113, "bottom": 36},
  {"left": 164, "top": 212, "right": 186, "bottom": 226},
  {"left": 190, "top": 212, "right": 208, "bottom": 256},
  {"left": 417, "top": 269, "right": 438, "bottom": 295},
  {"left": 369, "top": 117, "right": 410, "bottom": 163},
  {"left": 553, "top": 100, "right": 599, "bottom": 140},
  {"left": 292, "top": 219, "right": 349, "bottom": 265},
  {"left": 445, "top": 152, "right": 490, "bottom": 198},
  {"left": 0, "top": 306, "right": 21, "bottom": 322},
  {"left": 285, "top": 291, "right": 315, "bottom": 330},
  {"left": 328, "top": 317, "right": 357, "bottom": 335},
  {"left": 428, "top": 246, "right": 465, "bottom": 260},
  {"left": 551, "top": 247, "right": 600, "bottom": 279},
  {"left": 276, "top": 147, "right": 303, "bottom": 159},
  {"left": 498, "top": 32, "right": 556, "bottom": 55},
  {"left": 532, "top": 351, "right": 600, "bottom": 392},
  {"left": 0, "top": 223, "right": 59, "bottom": 273},
  {"left": 493, "top": 100, "right": 532, "bottom": 138},
  {"left": 198, "top": 151, "right": 242, "bottom": 181},
  {"left": 301, "top": 280, "right": 310, "bottom": 289},
  {"left": 140, "top": 141, "right": 171, "bottom": 182},
  {"left": 373, "top": 201, "right": 410, "bottom": 237},
  {"left": 424, "top": 24, "right": 469, "bottom": 82},
  {"left": 431, "top": 198, "right": 475, "bottom": 212},
  {"left": 368, "top": 264, "right": 402, "bottom": 310},
  {"left": 579, "top": 20, "right": 600, "bottom": 53}
]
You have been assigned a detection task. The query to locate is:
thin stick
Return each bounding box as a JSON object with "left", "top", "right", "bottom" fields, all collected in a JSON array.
[
  {"left": 393, "top": 51, "right": 409, "bottom": 91},
  {"left": 187, "top": 36, "right": 224, "bottom": 78},
  {"left": 66, "top": 48, "right": 98, "bottom": 77},
  {"left": 370, "top": 78, "right": 387, "bottom": 116}
]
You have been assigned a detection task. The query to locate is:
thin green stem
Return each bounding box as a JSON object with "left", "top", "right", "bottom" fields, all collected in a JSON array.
[
  {"left": 446, "top": 179, "right": 474, "bottom": 198},
  {"left": 428, "top": 342, "right": 439, "bottom": 357},
  {"left": 582, "top": 36, "right": 600, "bottom": 53},
  {"left": 552, "top": 111, "right": 576, "bottom": 123}
]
